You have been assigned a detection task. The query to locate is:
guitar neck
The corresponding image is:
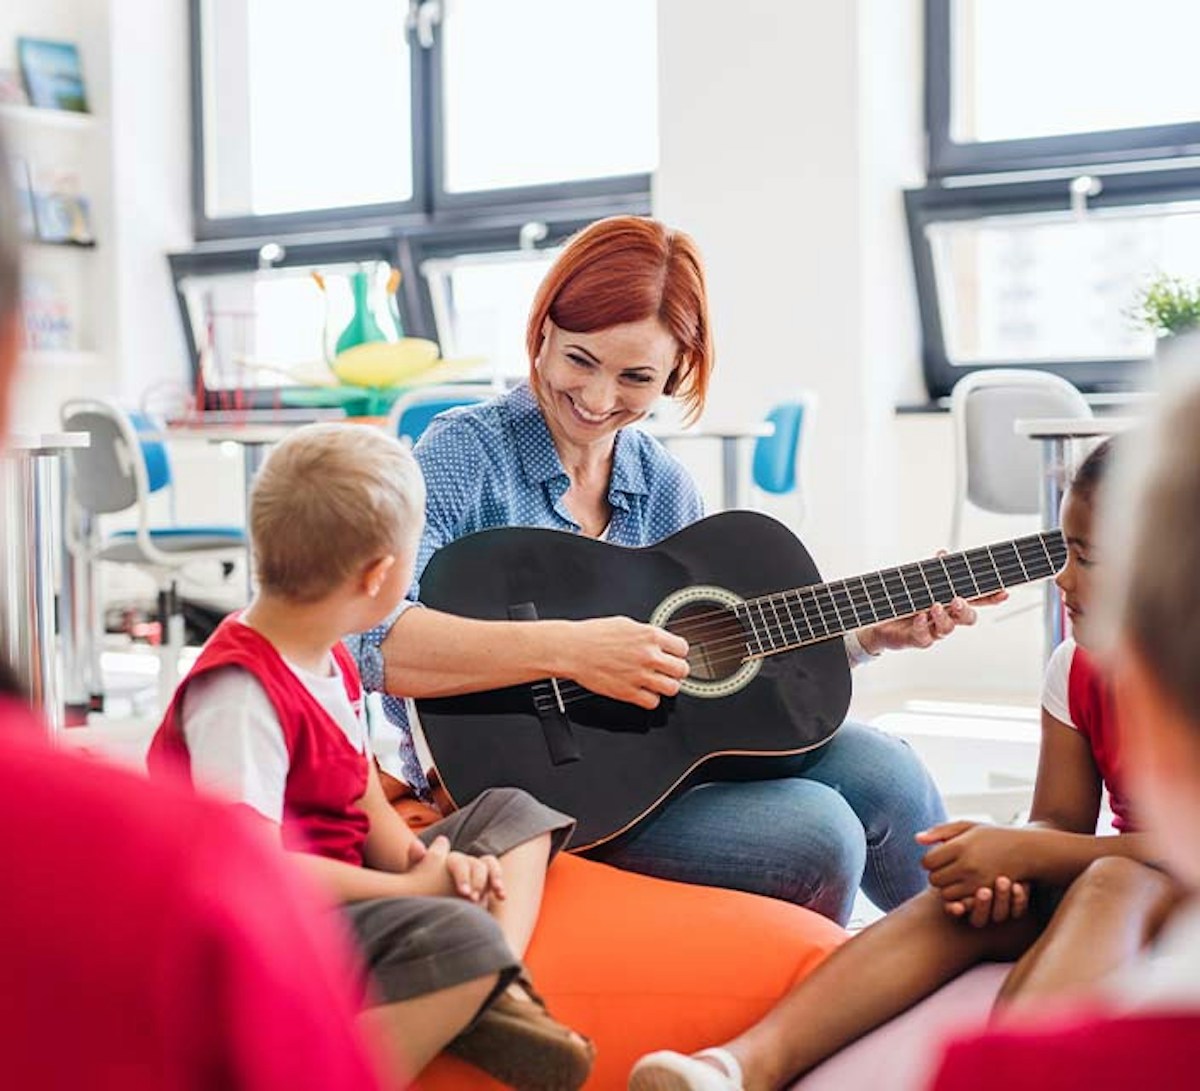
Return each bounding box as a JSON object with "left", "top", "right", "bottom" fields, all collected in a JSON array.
[{"left": 731, "top": 530, "right": 1067, "bottom": 659}]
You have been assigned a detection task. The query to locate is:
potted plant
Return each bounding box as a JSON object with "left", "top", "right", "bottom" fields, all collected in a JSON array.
[{"left": 1131, "top": 273, "right": 1200, "bottom": 373}]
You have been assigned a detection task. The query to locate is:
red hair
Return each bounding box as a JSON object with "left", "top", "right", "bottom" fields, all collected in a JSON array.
[{"left": 526, "top": 216, "right": 714, "bottom": 423}]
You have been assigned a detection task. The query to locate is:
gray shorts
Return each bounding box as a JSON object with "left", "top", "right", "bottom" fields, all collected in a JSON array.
[{"left": 344, "top": 787, "right": 573, "bottom": 1006}]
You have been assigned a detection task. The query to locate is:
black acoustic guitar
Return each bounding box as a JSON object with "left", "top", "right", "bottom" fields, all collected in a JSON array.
[{"left": 416, "top": 511, "right": 1065, "bottom": 850}]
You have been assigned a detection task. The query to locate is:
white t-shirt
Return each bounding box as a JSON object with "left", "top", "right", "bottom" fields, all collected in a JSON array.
[
  {"left": 1041, "top": 637, "right": 1078, "bottom": 730},
  {"left": 180, "top": 626, "right": 367, "bottom": 824}
]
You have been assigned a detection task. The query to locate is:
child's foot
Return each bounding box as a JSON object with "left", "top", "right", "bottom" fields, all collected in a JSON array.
[
  {"left": 629, "top": 1047, "right": 744, "bottom": 1090},
  {"left": 448, "top": 974, "right": 594, "bottom": 1091}
]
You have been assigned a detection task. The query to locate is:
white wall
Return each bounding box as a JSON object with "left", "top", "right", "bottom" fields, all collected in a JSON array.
[{"left": 656, "top": 0, "right": 1043, "bottom": 704}]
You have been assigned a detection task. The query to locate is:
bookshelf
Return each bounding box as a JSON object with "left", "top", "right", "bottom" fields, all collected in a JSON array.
[{"left": 0, "top": 101, "right": 96, "bottom": 132}]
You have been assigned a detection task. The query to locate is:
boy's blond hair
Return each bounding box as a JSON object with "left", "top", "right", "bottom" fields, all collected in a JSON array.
[{"left": 250, "top": 423, "right": 425, "bottom": 602}]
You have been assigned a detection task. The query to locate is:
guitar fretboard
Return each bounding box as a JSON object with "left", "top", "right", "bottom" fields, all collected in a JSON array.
[{"left": 727, "top": 530, "right": 1066, "bottom": 659}]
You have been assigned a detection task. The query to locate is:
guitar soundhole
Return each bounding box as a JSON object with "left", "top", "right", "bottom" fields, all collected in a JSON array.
[{"left": 667, "top": 601, "right": 750, "bottom": 683}]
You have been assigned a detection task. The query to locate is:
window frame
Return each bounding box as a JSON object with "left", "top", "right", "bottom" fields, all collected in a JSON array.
[
  {"left": 926, "top": 0, "right": 1200, "bottom": 180},
  {"left": 905, "top": 164, "right": 1200, "bottom": 399},
  {"left": 188, "top": 0, "right": 654, "bottom": 240}
]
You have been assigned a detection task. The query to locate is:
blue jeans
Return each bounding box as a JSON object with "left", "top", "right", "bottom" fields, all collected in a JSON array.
[{"left": 587, "top": 721, "right": 946, "bottom": 926}]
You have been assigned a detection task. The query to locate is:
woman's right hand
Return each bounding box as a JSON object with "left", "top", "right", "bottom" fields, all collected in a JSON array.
[{"left": 563, "top": 617, "right": 690, "bottom": 709}]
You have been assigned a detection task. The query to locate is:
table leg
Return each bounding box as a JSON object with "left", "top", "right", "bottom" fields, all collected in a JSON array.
[
  {"left": 721, "top": 437, "right": 740, "bottom": 510},
  {"left": 1038, "top": 436, "right": 1070, "bottom": 658},
  {"left": 241, "top": 442, "right": 269, "bottom": 598},
  {"left": 1, "top": 453, "right": 62, "bottom": 733}
]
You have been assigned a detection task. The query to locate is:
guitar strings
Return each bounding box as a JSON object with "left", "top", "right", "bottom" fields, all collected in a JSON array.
[
  {"left": 532, "top": 552, "right": 1058, "bottom": 712},
  {"left": 656, "top": 548, "right": 1059, "bottom": 646},
  {"left": 642, "top": 532, "right": 1064, "bottom": 635}
]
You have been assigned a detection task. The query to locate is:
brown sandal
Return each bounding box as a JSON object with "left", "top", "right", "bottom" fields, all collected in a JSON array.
[{"left": 447, "top": 970, "right": 595, "bottom": 1091}]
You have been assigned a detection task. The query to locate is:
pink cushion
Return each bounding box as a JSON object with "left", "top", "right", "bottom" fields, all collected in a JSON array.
[{"left": 789, "top": 964, "right": 1009, "bottom": 1091}]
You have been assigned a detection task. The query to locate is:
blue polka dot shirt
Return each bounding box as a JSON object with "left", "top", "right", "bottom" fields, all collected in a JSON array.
[{"left": 347, "top": 382, "right": 704, "bottom": 795}]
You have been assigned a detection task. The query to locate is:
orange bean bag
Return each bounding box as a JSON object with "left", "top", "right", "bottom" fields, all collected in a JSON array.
[{"left": 417, "top": 852, "right": 846, "bottom": 1090}]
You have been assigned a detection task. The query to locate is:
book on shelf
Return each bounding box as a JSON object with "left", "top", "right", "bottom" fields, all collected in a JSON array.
[
  {"left": 17, "top": 37, "right": 89, "bottom": 113},
  {"left": 30, "top": 166, "right": 94, "bottom": 246},
  {"left": 10, "top": 156, "right": 35, "bottom": 240},
  {"left": 0, "top": 67, "right": 28, "bottom": 106},
  {"left": 21, "top": 273, "right": 74, "bottom": 352}
]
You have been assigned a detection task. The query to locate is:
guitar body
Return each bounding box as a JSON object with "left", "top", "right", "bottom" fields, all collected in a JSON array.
[{"left": 416, "top": 511, "right": 851, "bottom": 850}]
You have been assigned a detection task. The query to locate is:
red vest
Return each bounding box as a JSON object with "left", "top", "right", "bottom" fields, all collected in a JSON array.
[
  {"left": 149, "top": 617, "right": 370, "bottom": 865},
  {"left": 1068, "top": 643, "right": 1133, "bottom": 831}
]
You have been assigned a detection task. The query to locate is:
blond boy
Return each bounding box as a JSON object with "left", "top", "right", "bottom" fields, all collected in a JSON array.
[{"left": 149, "top": 424, "right": 590, "bottom": 1089}]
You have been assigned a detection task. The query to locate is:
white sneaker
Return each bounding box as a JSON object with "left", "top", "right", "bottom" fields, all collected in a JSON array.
[{"left": 628, "top": 1047, "right": 744, "bottom": 1091}]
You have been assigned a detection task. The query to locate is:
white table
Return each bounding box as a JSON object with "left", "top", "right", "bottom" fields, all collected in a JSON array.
[
  {"left": 642, "top": 420, "right": 774, "bottom": 510},
  {"left": 1, "top": 432, "right": 90, "bottom": 732},
  {"left": 1015, "top": 416, "right": 1139, "bottom": 655}
]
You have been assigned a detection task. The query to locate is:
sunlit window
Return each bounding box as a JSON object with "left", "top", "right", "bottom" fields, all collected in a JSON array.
[
  {"left": 952, "top": 0, "right": 1200, "bottom": 144},
  {"left": 422, "top": 249, "right": 561, "bottom": 381},
  {"left": 440, "top": 0, "right": 657, "bottom": 193}
]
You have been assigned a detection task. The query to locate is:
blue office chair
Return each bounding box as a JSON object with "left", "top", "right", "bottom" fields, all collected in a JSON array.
[
  {"left": 386, "top": 383, "right": 496, "bottom": 446},
  {"left": 751, "top": 395, "right": 816, "bottom": 526},
  {"left": 60, "top": 399, "right": 247, "bottom": 711}
]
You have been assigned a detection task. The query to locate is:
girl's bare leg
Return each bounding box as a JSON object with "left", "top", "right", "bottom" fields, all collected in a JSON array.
[
  {"left": 721, "top": 888, "right": 1039, "bottom": 1091},
  {"left": 996, "top": 857, "right": 1182, "bottom": 1011},
  {"left": 361, "top": 974, "right": 499, "bottom": 1085}
]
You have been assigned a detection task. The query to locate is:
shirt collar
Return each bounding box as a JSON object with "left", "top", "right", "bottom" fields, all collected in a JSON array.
[{"left": 502, "top": 382, "right": 648, "bottom": 500}]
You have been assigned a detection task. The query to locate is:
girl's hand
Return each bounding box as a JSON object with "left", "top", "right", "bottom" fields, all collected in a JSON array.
[
  {"left": 944, "top": 876, "right": 1031, "bottom": 928},
  {"left": 565, "top": 617, "right": 689, "bottom": 709},
  {"left": 918, "top": 821, "right": 1032, "bottom": 902},
  {"left": 858, "top": 591, "right": 1007, "bottom": 655}
]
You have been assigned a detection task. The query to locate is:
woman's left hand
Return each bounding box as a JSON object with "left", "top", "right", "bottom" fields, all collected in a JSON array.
[{"left": 857, "top": 591, "right": 1007, "bottom": 655}]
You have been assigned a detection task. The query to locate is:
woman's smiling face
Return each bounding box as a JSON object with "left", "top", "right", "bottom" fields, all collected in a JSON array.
[{"left": 534, "top": 316, "right": 678, "bottom": 450}]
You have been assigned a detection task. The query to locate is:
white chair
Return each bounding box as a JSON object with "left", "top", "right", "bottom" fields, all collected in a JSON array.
[
  {"left": 60, "top": 399, "right": 247, "bottom": 712},
  {"left": 948, "top": 370, "right": 1092, "bottom": 549},
  {"left": 385, "top": 383, "right": 497, "bottom": 447}
]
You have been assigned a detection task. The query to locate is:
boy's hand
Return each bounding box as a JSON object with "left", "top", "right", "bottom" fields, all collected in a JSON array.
[
  {"left": 405, "top": 835, "right": 506, "bottom": 905},
  {"left": 944, "top": 876, "right": 1031, "bottom": 928},
  {"left": 917, "top": 821, "right": 1032, "bottom": 902},
  {"left": 445, "top": 850, "right": 506, "bottom": 906}
]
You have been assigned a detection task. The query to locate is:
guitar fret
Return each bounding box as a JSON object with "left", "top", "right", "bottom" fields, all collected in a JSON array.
[
  {"left": 1015, "top": 536, "right": 1053, "bottom": 580},
  {"left": 813, "top": 586, "right": 841, "bottom": 634},
  {"left": 922, "top": 558, "right": 954, "bottom": 604},
  {"left": 964, "top": 549, "right": 1001, "bottom": 595},
  {"left": 869, "top": 571, "right": 898, "bottom": 620},
  {"left": 819, "top": 584, "right": 850, "bottom": 633},
  {"left": 767, "top": 596, "right": 788, "bottom": 647},
  {"left": 832, "top": 581, "right": 862, "bottom": 629},
  {"left": 999, "top": 540, "right": 1029, "bottom": 582},
  {"left": 900, "top": 565, "right": 935, "bottom": 611},
  {"left": 734, "top": 602, "right": 764, "bottom": 656},
  {"left": 850, "top": 576, "right": 878, "bottom": 625},
  {"left": 883, "top": 569, "right": 916, "bottom": 615},
  {"left": 753, "top": 599, "right": 776, "bottom": 651},
  {"left": 781, "top": 593, "right": 808, "bottom": 644},
  {"left": 795, "top": 588, "right": 826, "bottom": 638},
  {"left": 942, "top": 553, "right": 979, "bottom": 599}
]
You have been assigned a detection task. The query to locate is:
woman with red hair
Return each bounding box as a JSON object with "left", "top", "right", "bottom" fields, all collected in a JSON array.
[{"left": 350, "top": 215, "right": 978, "bottom": 923}]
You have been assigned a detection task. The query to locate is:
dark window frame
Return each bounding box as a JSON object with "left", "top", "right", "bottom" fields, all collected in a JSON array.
[
  {"left": 188, "top": 0, "right": 653, "bottom": 241},
  {"left": 926, "top": 0, "right": 1200, "bottom": 180},
  {"left": 179, "top": 1, "right": 655, "bottom": 407},
  {"left": 905, "top": 164, "right": 1200, "bottom": 399}
]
